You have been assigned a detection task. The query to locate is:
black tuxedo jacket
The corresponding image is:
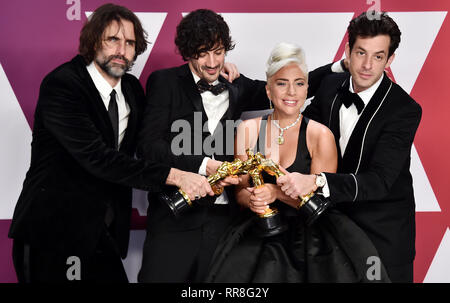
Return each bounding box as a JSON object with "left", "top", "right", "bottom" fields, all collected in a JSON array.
[
  {"left": 137, "top": 64, "right": 269, "bottom": 231},
  {"left": 303, "top": 72, "right": 422, "bottom": 267},
  {"left": 9, "top": 55, "right": 171, "bottom": 259}
]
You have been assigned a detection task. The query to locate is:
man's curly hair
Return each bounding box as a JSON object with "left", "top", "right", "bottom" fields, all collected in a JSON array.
[{"left": 175, "top": 9, "right": 235, "bottom": 61}]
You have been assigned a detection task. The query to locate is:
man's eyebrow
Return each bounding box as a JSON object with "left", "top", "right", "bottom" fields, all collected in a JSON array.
[
  {"left": 211, "top": 46, "right": 225, "bottom": 52},
  {"left": 356, "top": 46, "right": 386, "bottom": 54}
]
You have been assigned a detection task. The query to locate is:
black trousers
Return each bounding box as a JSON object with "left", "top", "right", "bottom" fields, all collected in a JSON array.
[
  {"left": 12, "top": 227, "right": 128, "bottom": 283},
  {"left": 138, "top": 204, "right": 232, "bottom": 283}
]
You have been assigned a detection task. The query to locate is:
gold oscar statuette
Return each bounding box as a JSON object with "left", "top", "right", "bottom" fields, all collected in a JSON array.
[
  {"left": 159, "top": 157, "right": 254, "bottom": 217},
  {"left": 246, "top": 149, "right": 333, "bottom": 228}
]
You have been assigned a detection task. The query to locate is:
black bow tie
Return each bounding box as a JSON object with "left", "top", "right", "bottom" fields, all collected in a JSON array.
[
  {"left": 197, "top": 79, "right": 227, "bottom": 95},
  {"left": 339, "top": 85, "right": 365, "bottom": 115}
]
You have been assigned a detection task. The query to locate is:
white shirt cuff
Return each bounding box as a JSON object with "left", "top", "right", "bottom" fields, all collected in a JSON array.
[
  {"left": 331, "top": 60, "right": 345, "bottom": 73},
  {"left": 198, "top": 157, "right": 211, "bottom": 176},
  {"left": 320, "top": 172, "right": 330, "bottom": 198}
]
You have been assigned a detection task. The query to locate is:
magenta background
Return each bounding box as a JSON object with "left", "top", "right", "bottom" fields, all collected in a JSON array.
[{"left": 1, "top": 0, "right": 450, "bottom": 283}]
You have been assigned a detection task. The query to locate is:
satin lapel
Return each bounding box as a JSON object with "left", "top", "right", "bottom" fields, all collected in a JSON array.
[
  {"left": 72, "top": 56, "right": 116, "bottom": 148},
  {"left": 178, "top": 64, "right": 208, "bottom": 119},
  {"left": 342, "top": 74, "right": 392, "bottom": 173},
  {"left": 221, "top": 75, "right": 237, "bottom": 121},
  {"left": 329, "top": 78, "right": 348, "bottom": 159}
]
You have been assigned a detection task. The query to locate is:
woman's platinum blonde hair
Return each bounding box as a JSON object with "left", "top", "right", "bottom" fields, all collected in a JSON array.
[{"left": 265, "top": 42, "right": 308, "bottom": 81}]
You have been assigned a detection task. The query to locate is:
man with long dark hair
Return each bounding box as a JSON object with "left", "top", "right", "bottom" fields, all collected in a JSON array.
[{"left": 9, "top": 3, "right": 213, "bottom": 282}]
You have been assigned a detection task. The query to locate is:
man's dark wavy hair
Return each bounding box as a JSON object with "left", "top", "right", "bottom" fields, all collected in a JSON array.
[
  {"left": 348, "top": 11, "right": 401, "bottom": 58},
  {"left": 79, "top": 3, "right": 148, "bottom": 63},
  {"left": 175, "top": 9, "right": 235, "bottom": 61}
]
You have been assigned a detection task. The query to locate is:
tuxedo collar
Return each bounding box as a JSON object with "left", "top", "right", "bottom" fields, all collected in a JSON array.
[
  {"left": 72, "top": 55, "right": 111, "bottom": 115},
  {"left": 177, "top": 64, "right": 206, "bottom": 115},
  {"left": 86, "top": 61, "right": 122, "bottom": 100},
  {"left": 349, "top": 74, "right": 384, "bottom": 106},
  {"left": 176, "top": 64, "right": 236, "bottom": 122},
  {"left": 328, "top": 78, "right": 347, "bottom": 154},
  {"left": 219, "top": 74, "right": 237, "bottom": 121},
  {"left": 191, "top": 70, "right": 220, "bottom": 86}
]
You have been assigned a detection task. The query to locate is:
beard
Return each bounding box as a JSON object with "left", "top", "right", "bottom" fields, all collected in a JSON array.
[
  {"left": 95, "top": 54, "right": 134, "bottom": 79},
  {"left": 199, "top": 64, "right": 223, "bottom": 83}
]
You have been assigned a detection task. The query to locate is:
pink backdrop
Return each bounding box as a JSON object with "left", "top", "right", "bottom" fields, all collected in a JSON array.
[{"left": 1, "top": 0, "right": 449, "bottom": 283}]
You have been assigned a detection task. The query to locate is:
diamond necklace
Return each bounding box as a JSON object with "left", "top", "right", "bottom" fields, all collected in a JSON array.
[{"left": 271, "top": 111, "right": 302, "bottom": 145}]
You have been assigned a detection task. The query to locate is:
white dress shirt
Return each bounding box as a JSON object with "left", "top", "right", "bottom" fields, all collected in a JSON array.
[
  {"left": 86, "top": 62, "right": 130, "bottom": 147},
  {"left": 192, "top": 72, "right": 230, "bottom": 204}
]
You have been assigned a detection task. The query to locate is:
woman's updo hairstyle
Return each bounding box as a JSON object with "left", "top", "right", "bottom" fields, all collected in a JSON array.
[{"left": 265, "top": 42, "right": 308, "bottom": 81}]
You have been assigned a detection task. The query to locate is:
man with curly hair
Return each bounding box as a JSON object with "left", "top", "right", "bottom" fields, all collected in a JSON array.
[{"left": 136, "top": 9, "right": 270, "bottom": 282}]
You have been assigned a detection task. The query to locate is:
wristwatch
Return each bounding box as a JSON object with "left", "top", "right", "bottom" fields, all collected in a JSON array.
[{"left": 315, "top": 173, "right": 326, "bottom": 189}]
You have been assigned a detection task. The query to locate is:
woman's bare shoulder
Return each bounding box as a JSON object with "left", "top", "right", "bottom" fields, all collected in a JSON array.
[
  {"left": 306, "top": 118, "right": 333, "bottom": 138},
  {"left": 305, "top": 118, "right": 336, "bottom": 151}
]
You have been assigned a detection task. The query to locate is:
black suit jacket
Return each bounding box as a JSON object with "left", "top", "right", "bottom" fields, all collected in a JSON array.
[
  {"left": 137, "top": 64, "right": 269, "bottom": 231},
  {"left": 9, "top": 55, "right": 171, "bottom": 259},
  {"left": 303, "top": 72, "right": 422, "bottom": 267}
]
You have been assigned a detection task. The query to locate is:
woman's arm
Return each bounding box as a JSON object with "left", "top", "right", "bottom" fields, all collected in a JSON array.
[{"left": 308, "top": 120, "right": 338, "bottom": 174}]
